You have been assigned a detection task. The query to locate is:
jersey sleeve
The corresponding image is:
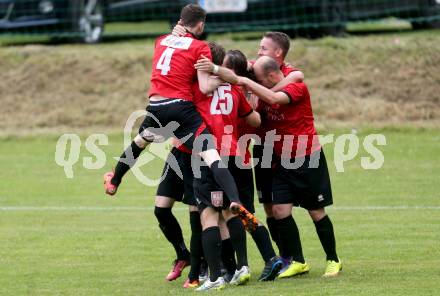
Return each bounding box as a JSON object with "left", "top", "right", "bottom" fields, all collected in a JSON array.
[
  {"left": 281, "top": 63, "right": 300, "bottom": 76},
  {"left": 236, "top": 88, "right": 253, "bottom": 118},
  {"left": 280, "top": 83, "right": 305, "bottom": 104},
  {"left": 197, "top": 42, "right": 212, "bottom": 61}
]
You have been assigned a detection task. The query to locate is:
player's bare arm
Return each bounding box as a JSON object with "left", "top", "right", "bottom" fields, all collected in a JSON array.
[
  {"left": 172, "top": 21, "right": 186, "bottom": 36},
  {"left": 271, "top": 70, "right": 304, "bottom": 92},
  {"left": 238, "top": 76, "right": 290, "bottom": 105},
  {"left": 195, "top": 55, "right": 239, "bottom": 85},
  {"left": 197, "top": 70, "right": 223, "bottom": 94}
]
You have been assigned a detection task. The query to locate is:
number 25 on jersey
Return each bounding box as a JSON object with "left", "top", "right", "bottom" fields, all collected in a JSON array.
[{"left": 210, "top": 85, "right": 233, "bottom": 115}]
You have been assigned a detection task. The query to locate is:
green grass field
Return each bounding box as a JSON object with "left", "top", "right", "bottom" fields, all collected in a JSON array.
[{"left": 1, "top": 128, "right": 439, "bottom": 295}]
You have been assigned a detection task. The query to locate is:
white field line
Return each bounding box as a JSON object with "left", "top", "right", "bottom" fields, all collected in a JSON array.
[{"left": 0, "top": 205, "right": 440, "bottom": 211}]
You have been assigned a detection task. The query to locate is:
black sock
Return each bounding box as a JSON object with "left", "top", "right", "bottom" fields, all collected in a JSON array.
[
  {"left": 227, "top": 216, "right": 248, "bottom": 269},
  {"left": 154, "top": 206, "right": 190, "bottom": 261},
  {"left": 111, "top": 141, "right": 144, "bottom": 186},
  {"left": 188, "top": 211, "right": 203, "bottom": 281},
  {"left": 250, "top": 225, "right": 277, "bottom": 263},
  {"left": 202, "top": 226, "right": 222, "bottom": 282},
  {"left": 314, "top": 215, "right": 339, "bottom": 262},
  {"left": 221, "top": 238, "right": 237, "bottom": 274},
  {"left": 209, "top": 160, "right": 239, "bottom": 203},
  {"left": 276, "top": 216, "right": 305, "bottom": 263},
  {"left": 266, "top": 217, "right": 283, "bottom": 257}
]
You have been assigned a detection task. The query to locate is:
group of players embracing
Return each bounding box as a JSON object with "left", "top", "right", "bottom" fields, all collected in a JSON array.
[{"left": 103, "top": 4, "right": 342, "bottom": 292}]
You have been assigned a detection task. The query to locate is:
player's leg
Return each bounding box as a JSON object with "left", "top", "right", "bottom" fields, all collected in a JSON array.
[
  {"left": 179, "top": 150, "right": 207, "bottom": 288},
  {"left": 273, "top": 203, "right": 310, "bottom": 279},
  {"left": 254, "top": 144, "right": 284, "bottom": 257},
  {"left": 184, "top": 205, "right": 203, "bottom": 288},
  {"left": 193, "top": 169, "right": 226, "bottom": 291},
  {"left": 308, "top": 208, "right": 341, "bottom": 277},
  {"left": 309, "top": 208, "right": 338, "bottom": 262},
  {"left": 218, "top": 217, "right": 236, "bottom": 283},
  {"left": 222, "top": 210, "right": 250, "bottom": 286},
  {"left": 104, "top": 135, "right": 150, "bottom": 194},
  {"left": 231, "top": 157, "right": 282, "bottom": 281},
  {"left": 198, "top": 148, "right": 242, "bottom": 210},
  {"left": 271, "top": 167, "right": 310, "bottom": 279},
  {"left": 103, "top": 112, "right": 159, "bottom": 195},
  {"left": 305, "top": 150, "right": 341, "bottom": 277},
  {"left": 195, "top": 207, "right": 226, "bottom": 291},
  {"left": 263, "top": 203, "right": 292, "bottom": 274},
  {"left": 154, "top": 195, "right": 191, "bottom": 281},
  {"left": 154, "top": 148, "right": 192, "bottom": 281}
]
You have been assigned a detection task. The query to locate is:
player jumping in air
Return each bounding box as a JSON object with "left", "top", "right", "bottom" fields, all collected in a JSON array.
[{"left": 103, "top": 3, "right": 257, "bottom": 281}]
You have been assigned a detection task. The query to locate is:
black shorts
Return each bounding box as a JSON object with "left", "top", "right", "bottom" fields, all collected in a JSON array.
[
  {"left": 194, "top": 156, "right": 254, "bottom": 213},
  {"left": 156, "top": 147, "right": 196, "bottom": 206},
  {"left": 254, "top": 144, "right": 277, "bottom": 204},
  {"left": 139, "top": 99, "right": 215, "bottom": 152},
  {"left": 271, "top": 149, "right": 333, "bottom": 210}
]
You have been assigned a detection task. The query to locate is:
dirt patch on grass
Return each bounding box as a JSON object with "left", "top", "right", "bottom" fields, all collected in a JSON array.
[{"left": 0, "top": 32, "right": 439, "bottom": 134}]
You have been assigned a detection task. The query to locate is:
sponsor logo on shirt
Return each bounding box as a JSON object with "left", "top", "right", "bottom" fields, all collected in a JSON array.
[
  {"left": 211, "top": 191, "right": 224, "bottom": 207},
  {"left": 161, "top": 35, "right": 193, "bottom": 50},
  {"left": 262, "top": 105, "right": 285, "bottom": 121}
]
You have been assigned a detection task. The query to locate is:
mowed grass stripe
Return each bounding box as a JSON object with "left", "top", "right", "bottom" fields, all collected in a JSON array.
[{"left": 1, "top": 205, "right": 440, "bottom": 211}]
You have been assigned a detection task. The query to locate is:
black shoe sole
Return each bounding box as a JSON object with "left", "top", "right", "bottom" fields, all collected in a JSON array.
[{"left": 259, "top": 261, "right": 283, "bottom": 281}]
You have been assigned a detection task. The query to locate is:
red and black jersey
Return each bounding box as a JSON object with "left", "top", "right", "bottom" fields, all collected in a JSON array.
[
  {"left": 249, "top": 60, "right": 300, "bottom": 136},
  {"left": 260, "top": 82, "right": 320, "bottom": 158},
  {"left": 189, "top": 82, "right": 253, "bottom": 157},
  {"left": 280, "top": 62, "right": 298, "bottom": 76},
  {"left": 148, "top": 33, "right": 212, "bottom": 101}
]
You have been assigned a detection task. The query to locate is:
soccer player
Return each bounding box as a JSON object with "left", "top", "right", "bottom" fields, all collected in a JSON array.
[
  {"left": 103, "top": 4, "right": 250, "bottom": 227},
  {"left": 194, "top": 50, "right": 285, "bottom": 281},
  {"left": 251, "top": 31, "right": 304, "bottom": 88},
  {"left": 153, "top": 139, "right": 203, "bottom": 282},
  {"left": 249, "top": 31, "right": 306, "bottom": 272},
  {"left": 181, "top": 41, "right": 229, "bottom": 289},
  {"left": 190, "top": 48, "right": 262, "bottom": 291},
  {"left": 237, "top": 56, "right": 342, "bottom": 278},
  {"left": 103, "top": 4, "right": 254, "bottom": 282}
]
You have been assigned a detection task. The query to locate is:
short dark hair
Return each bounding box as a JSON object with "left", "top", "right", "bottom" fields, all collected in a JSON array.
[
  {"left": 180, "top": 4, "right": 206, "bottom": 27},
  {"left": 224, "top": 50, "right": 248, "bottom": 77},
  {"left": 208, "top": 41, "right": 226, "bottom": 66},
  {"left": 260, "top": 57, "right": 281, "bottom": 76},
  {"left": 264, "top": 31, "right": 290, "bottom": 59}
]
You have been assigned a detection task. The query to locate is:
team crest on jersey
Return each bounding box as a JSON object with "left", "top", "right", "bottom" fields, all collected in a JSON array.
[
  {"left": 160, "top": 35, "right": 193, "bottom": 50},
  {"left": 210, "top": 191, "right": 224, "bottom": 207}
]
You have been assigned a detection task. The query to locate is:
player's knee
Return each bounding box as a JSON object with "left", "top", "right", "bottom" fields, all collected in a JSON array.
[
  {"left": 154, "top": 206, "right": 172, "bottom": 222},
  {"left": 263, "top": 203, "right": 274, "bottom": 217},
  {"left": 308, "top": 208, "right": 326, "bottom": 222},
  {"left": 134, "top": 134, "right": 149, "bottom": 149},
  {"left": 272, "top": 204, "right": 291, "bottom": 219},
  {"left": 155, "top": 195, "right": 174, "bottom": 207},
  {"left": 199, "top": 149, "right": 221, "bottom": 167}
]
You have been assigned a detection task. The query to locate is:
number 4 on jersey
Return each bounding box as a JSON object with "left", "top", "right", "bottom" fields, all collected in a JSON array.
[{"left": 156, "top": 47, "right": 175, "bottom": 75}]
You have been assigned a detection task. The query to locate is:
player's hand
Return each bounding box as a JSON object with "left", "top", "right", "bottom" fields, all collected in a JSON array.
[
  {"left": 194, "top": 55, "right": 214, "bottom": 72},
  {"left": 171, "top": 20, "right": 186, "bottom": 36},
  {"left": 247, "top": 61, "right": 253, "bottom": 71},
  {"left": 246, "top": 92, "right": 259, "bottom": 110}
]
